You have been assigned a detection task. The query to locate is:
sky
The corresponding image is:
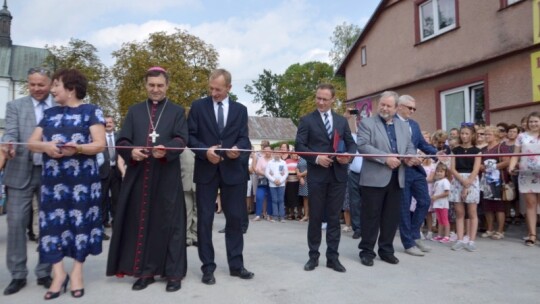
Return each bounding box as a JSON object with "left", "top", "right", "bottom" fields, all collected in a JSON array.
[{"left": 7, "top": 0, "right": 380, "bottom": 115}]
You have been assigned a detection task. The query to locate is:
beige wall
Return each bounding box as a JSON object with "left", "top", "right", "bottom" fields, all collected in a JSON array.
[
  {"left": 345, "top": 0, "right": 533, "bottom": 100},
  {"left": 388, "top": 52, "right": 536, "bottom": 133}
]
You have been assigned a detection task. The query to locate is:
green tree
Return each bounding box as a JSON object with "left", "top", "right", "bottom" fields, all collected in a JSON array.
[
  {"left": 244, "top": 69, "right": 283, "bottom": 117},
  {"left": 44, "top": 38, "right": 115, "bottom": 116},
  {"left": 246, "top": 62, "right": 346, "bottom": 124},
  {"left": 112, "top": 29, "right": 219, "bottom": 117},
  {"left": 329, "top": 22, "right": 362, "bottom": 70}
]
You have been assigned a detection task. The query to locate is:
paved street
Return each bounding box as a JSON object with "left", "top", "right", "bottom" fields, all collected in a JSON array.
[{"left": 1, "top": 213, "right": 539, "bottom": 304}]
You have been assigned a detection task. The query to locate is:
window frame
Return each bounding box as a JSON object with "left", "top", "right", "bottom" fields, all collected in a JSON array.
[
  {"left": 361, "top": 46, "right": 367, "bottom": 66},
  {"left": 500, "top": 0, "right": 524, "bottom": 9},
  {"left": 415, "top": 0, "right": 459, "bottom": 43},
  {"left": 439, "top": 81, "right": 486, "bottom": 131}
]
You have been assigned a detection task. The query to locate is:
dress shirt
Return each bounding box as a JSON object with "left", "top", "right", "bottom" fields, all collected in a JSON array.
[{"left": 213, "top": 97, "right": 229, "bottom": 127}]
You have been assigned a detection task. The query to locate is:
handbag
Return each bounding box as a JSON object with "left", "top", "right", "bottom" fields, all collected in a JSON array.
[{"left": 497, "top": 143, "right": 515, "bottom": 202}]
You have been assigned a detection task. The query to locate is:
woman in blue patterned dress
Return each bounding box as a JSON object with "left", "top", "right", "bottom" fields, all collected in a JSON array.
[{"left": 28, "top": 69, "right": 105, "bottom": 300}]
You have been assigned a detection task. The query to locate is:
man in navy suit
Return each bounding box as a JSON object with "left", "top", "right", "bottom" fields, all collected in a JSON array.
[
  {"left": 295, "top": 83, "right": 356, "bottom": 273},
  {"left": 396, "top": 95, "right": 439, "bottom": 257},
  {"left": 188, "top": 69, "right": 253, "bottom": 285}
]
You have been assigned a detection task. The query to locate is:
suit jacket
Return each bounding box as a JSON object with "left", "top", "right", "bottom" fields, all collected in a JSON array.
[
  {"left": 407, "top": 118, "right": 438, "bottom": 176},
  {"left": 357, "top": 115, "right": 416, "bottom": 188},
  {"left": 2, "top": 95, "right": 43, "bottom": 189},
  {"left": 188, "top": 96, "right": 251, "bottom": 185},
  {"left": 99, "top": 131, "right": 119, "bottom": 179},
  {"left": 295, "top": 110, "right": 356, "bottom": 183}
]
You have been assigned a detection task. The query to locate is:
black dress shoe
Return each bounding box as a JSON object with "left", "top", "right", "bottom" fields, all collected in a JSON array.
[
  {"left": 230, "top": 267, "right": 254, "bottom": 279},
  {"left": 28, "top": 234, "right": 38, "bottom": 242},
  {"left": 202, "top": 272, "right": 215, "bottom": 285},
  {"left": 360, "top": 256, "right": 374, "bottom": 267},
  {"left": 380, "top": 255, "right": 399, "bottom": 265},
  {"left": 192, "top": 241, "right": 198, "bottom": 247},
  {"left": 218, "top": 228, "right": 226, "bottom": 233},
  {"left": 326, "top": 259, "right": 346, "bottom": 273},
  {"left": 304, "top": 258, "right": 319, "bottom": 271},
  {"left": 103, "top": 233, "right": 111, "bottom": 241},
  {"left": 352, "top": 231, "right": 361, "bottom": 239},
  {"left": 132, "top": 277, "right": 155, "bottom": 290},
  {"left": 166, "top": 280, "right": 181, "bottom": 292},
  {"left": 37, "top": 276, "right": 53, "bottom": 288},
  {"left": 4, "top": 279, "right": 27, "bottom": 295}
]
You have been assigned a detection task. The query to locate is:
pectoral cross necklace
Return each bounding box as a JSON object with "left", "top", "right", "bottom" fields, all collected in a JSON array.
[{"left": 146, "top": 98, "right": 168, "bottom": 144}]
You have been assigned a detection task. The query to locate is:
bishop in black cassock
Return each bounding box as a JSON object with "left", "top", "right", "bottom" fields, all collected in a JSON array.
[{"left": 106, "top": 94, "right": 188, "bottom": 290}]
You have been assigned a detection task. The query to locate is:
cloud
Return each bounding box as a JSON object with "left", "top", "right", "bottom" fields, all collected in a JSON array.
[{"left": 9, "top": 0, "right": 376, "bottom": 115}]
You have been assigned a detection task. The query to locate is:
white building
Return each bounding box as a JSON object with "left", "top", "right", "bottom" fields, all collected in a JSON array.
[{"left": 0, "top": 0, "right": 49, "bottom": 128}]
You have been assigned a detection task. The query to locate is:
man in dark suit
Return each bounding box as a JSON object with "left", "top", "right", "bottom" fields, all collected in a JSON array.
[
  {"left": 295, "top": 83, "right": 356, "bottom": 273},
  {"left": 98, "top": 116, "right": 121, "bottom": 238},
  {"left": 396, "top": 95, "right": 439, "bottom": 256},
  {"left": 357, "top": 91, "right": 416, "bottom": 267},
  {"left": 188, "top": 68, "right": 253, "bottom": 285},
  {"left": 1, "top": 67, "right": 53, "bottom": 295}
]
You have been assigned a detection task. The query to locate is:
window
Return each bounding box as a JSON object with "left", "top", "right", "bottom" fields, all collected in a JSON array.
[
  {"left": 440, "top": 82, "right": 485, "bottom": 131},
  {"left": 361, "top": 46, "right": 367, "bottom": 66},
  {"left": 507, "top": 0, "right": 523, "bottom": 5},
  {"left": 419, "top": 0, "right": 457, "bottom": 41}
]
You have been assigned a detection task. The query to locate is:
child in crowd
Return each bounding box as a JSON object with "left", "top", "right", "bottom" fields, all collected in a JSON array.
[
  {"left": 265, "top": 147, "right": 289, "bottom": 222},
  {"left": 431, "top": 162, "right": 452, "bottom": 243},
  {"left": 449, "top": 124, "right": 482, "bottom": 252},
  {"left": 422, "top": 155, "right": 437, "bottom": 240}
]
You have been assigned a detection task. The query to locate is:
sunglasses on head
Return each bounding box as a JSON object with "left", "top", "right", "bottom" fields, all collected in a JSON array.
[
  {"left": 460, "top": 122, "right": 474, "bottom": 128},
  {"left": 27, "top": 67, "right": 51, "bottom": 77}
]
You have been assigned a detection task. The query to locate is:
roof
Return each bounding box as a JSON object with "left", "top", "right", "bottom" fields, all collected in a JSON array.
[
  {"left": 248, "top": 116, "right": 297, "bottom": 141},
  {"left": 5, "top": 45, "right": 50, "bottom": 81},
  {"left": 335, "top": 0, "right": 388, "bottom": 76}
]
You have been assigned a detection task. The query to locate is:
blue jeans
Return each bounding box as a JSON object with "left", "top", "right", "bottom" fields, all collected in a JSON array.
[
  {"left": 255, "top": 185, "right": 269, "bottom": 216},
  {"left": 348, "top": 171, "right": 362, "bottom": 233},
  {"left": 269, "top": 186, "right": 285, "bottom": 219}
]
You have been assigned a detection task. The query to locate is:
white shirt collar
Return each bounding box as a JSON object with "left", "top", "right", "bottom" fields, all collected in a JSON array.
[{"left": 31, "top": 94, "right": 53, "bottom": 108}]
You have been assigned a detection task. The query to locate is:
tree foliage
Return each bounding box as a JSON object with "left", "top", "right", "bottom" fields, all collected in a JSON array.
[
  {"left": 44, "top": 38, "right": 115, "bottom": 116},
  {"left": 246, "top": 61, "right": 346, "bottom": 124},
  {"left": 112, "top": 29, "right": 219, "bottom": 118},
  {"left": 244, "top": 69, "right": 283, "bottom": 117},
  {"left": 329, "top": 22, "right": 362, "bottom": 70}
]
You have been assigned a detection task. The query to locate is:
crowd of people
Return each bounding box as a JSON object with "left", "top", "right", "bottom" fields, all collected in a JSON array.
[{"left": 0, "top": 65, "right": 539, "bottom": 300}]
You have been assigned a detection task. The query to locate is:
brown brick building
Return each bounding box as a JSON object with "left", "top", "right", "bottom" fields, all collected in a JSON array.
[{"left": 337, "top": 0, "right": 539, "bottom": 132}]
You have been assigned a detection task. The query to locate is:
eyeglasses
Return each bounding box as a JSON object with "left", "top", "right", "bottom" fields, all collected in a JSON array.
[
  {"left": 403, "top": 105, "right": 416, "bottom": 112},
  {"left": 27, "top": 67, "right": 51, "bottom": 77},
  {"left": 460, "top": 122, "right": 475, "bottom": 127},
  {"left": 498, "top": 128, "right": 507, "bottom": 132}
]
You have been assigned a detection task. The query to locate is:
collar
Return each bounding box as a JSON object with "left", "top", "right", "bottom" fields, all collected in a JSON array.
[
  {"left": 379, "top": 114, "right": 394, "bottom": 125},
  {"left": 318, "top": 110, "right": 332, "bottom": 117},
  {"left": 213, "top": 96, "right": 230, "bottom": 106},
  {"left": 396, "top": 114, "right": 408, "bottom": 122},
  {"left": 147, "top": 97, "right": 167, "bottom": 105},
  {"left": 31, "top": 94, "right": 52, "bottom": 107}
]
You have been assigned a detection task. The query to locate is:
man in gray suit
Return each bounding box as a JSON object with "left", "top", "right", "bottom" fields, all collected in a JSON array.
[
  {"left": 181, "top": 148, "right": 198, "bottom": 247},
  {"left": 357, "top": 91, "right": 417, "bottom": 267},
  {"left": 1, "top": 67, "right": 53, "bottom": 295}
]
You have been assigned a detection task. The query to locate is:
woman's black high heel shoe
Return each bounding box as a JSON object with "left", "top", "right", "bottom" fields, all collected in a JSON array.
[
  {"left": 44, "top": 274, "right": 69, "bottom": 300},
  {"left": 71, "top": 288, "right": 85, "bottom": 298}
]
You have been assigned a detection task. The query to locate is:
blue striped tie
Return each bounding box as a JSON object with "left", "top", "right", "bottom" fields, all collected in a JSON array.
[{"left": 324, "top": 112, "right": 332, "bottom": 139}]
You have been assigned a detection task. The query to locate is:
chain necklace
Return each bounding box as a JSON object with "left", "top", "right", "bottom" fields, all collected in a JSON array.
[{"left": 146, "top": 98, "right": 168, "bottom": 143}]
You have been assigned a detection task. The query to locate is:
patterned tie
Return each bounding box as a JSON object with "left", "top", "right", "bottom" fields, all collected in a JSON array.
[
  {"left": 217, "top": 102, "right": 224, "bottom": 133},
  {"left": 324, "top": 112, "right": 332, "bottom": 139}
]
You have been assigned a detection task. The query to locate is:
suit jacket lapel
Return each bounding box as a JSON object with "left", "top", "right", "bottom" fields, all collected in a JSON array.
[
  {"left": 375, "top": 117, "right": 392, "bottom": 151},
  {"left": 204, "top": 97, "right": 220, "bottom": 137},
  {"left": 314, "top": 110, "right": 331, "bottom": 142},
  {"left": 24, "top": 97, "right": 37, "bottom": 124}
]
